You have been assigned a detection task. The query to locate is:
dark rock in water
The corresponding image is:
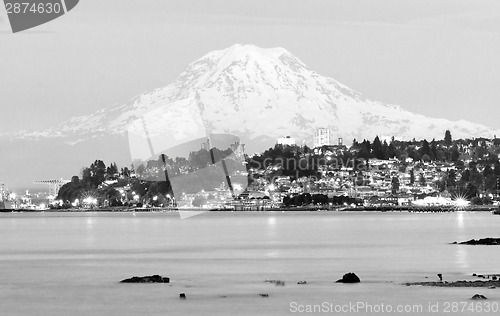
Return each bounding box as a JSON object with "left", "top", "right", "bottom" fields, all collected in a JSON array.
[
  {"left": 336, "top": 272, "right": 360, "bottom": 283},
  {"left": 493, "top": 276, "right": 498, "bottom": 281},
  {"left": 471, "top": 294, "right": 487, "bottom": 300},
  {"left": 457, "top": 238, "right": 500, "bottom": 245},
  {"left": 437, "top": 274, "right": 443, "bottom": 281},
  {"left": 478, "top": 275, "right": 484, "bottom": 278},
  {"left": 265, "top": 279, "right": 285, "bottom": 286},
  {"left": 120, "top": 275, "right": 170, "bottom": 283},
  {"left": 259, "top": 293, "right": 269, "bottom": 297},
  {"left": 297, "top": 281, "right": 307, "bottom": 285},
  {"left": 473, "top": 273, "right": 477, "bottom": 276},
  {"left": 179, "top": 292, "right": 186, "bottom": 299}
]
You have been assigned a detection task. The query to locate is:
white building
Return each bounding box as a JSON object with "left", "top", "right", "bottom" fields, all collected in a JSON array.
[
  {"left": 314, "top": 128, "right": 332, "bottom": 148},
  {"left": 277, "top": 136, "right": 296, "bottom": 146}
]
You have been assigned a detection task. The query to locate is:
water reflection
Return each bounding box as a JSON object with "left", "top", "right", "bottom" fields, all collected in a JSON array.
[
  {"left": 456, "top": 212, "right": 465, "bottom": 230},
  {"left": 454, "top": 212, "right": 469, "bottom": 269},
  {"left": 267, "top": 216, "right": 276, "bottom": 227},
  {"left": 85, "top": 215, "right": 96, "bottom": 250},
  {"left": 85, "top": 216, "right": 94, "bottom": 228},
  {"left": 266, "top": 216, "right": 279, "bottom": 257},
  {"left": 455, "top": 245, "right": 469, "bottom": 269}
]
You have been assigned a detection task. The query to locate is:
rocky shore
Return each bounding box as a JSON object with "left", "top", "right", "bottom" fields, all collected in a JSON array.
[
  {"left": 405, "top": 280, "right": 500, "bottom": 287},
  {"left": 453, "top": 238, "right": 500, "bottom": 245}
]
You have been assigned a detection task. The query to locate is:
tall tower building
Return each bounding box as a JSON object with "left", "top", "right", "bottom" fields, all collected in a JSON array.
[{"left": 314, "top": 128, "right": 332, "bottom": 148}]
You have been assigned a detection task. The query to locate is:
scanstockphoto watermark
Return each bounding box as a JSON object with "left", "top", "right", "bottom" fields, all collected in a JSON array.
[
  {"left": 248, "top": 156, "right": 367, "bottom": 173},
  {"left": 290, "top": 302, "right": 423, "bottom": 314},
  {"left": 289, "top": 301, "right": 499, "bottom": 314},
  {"left": 246, "top": 156, "right": 369, "bottom": 185}
]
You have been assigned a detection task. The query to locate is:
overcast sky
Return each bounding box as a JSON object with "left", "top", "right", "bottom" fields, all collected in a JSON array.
[{"left": 1, "top": 0, "right": 499, "bottom": 133}]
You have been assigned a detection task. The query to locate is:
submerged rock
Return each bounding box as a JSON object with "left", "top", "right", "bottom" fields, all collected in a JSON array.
[
  {"left": 297, "top": 281, "right": 307, "bottom": 285},
  {"left": 336, "top": 272, "right": 360, "bottom": 283},
  {"left": 265, "top": 279, "right": 285, "bottom": 286},
  {"left": 120, "top": 275, "right": 170, "bottom": 283},
  {"left": 179, "top": 292, "right": 186, "bottom": 299}
]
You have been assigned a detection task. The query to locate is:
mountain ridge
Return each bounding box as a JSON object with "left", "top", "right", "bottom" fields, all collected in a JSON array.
[{"left": 6, "top": 43, "right": 496, "bottom": 147}]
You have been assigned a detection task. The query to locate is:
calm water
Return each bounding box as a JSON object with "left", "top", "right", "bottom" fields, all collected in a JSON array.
[{"left": 0, "top": 211, "right": 499, "bottom": 315}]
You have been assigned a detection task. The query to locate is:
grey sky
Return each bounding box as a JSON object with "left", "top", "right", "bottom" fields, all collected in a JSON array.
[{"left": 1, "top": 0, "right": 499, "bottom": 133}]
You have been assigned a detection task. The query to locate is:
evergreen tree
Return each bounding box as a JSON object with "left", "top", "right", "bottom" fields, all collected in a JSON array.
[
  {"left": 372, "top": 136, "right": 384, "bottom": 159},
  {"left": 381, "top": 140, "right": 389, "bottom": 159},
  {"left": 430, "top": 139, "right": 437, "bottom": 161},
  {"left": 385, "top": 142, "right": 396, "bottom": 160},
  {"left": 357, "top": 140, "right": 371, "bottom": 160},
  {"left": 420, "top": 139, "right": 431, "bottom": 159},
  {"left": 450, "top": 145, "right": 460, "bottom": 162},
  {"left": 444, "top": 130, "right": 452, "bottom": 147}
]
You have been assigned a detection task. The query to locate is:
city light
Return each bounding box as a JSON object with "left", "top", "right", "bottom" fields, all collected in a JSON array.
[
  {"left": 82, "top": 195, "right": 97, "bottom": 208},
  {"left": 454, "top": 198, "right": 470, "bottom": 208}
]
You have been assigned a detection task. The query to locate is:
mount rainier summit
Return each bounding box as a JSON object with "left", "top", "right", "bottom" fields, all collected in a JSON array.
[{"left": 1, "top": 44, "right": 498, "bottom": 187}]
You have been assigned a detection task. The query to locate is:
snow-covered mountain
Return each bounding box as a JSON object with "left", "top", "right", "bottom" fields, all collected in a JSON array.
[
  {"left": 20, "top": 44, "right": 499, "bottom": 147},
  {"left": 1, "top": 44, "right": 498, "bottom": 188}
]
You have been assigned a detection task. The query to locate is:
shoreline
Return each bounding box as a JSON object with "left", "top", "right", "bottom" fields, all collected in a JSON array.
[
  {"left": 406, "top": 280, "right": 500, "bottom": 288},
  {"left": 1, "top": 205, "right": 497, "bottom": 213}
]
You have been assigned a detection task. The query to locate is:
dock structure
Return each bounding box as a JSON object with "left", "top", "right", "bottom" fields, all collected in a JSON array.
[{"left": 34, "top": 179, "right": 70, "bottom": 197}]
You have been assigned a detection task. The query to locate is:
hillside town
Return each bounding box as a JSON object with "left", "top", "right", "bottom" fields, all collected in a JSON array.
[{"left": 2, "top": 129, "right": 500, "bottom": 211}]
